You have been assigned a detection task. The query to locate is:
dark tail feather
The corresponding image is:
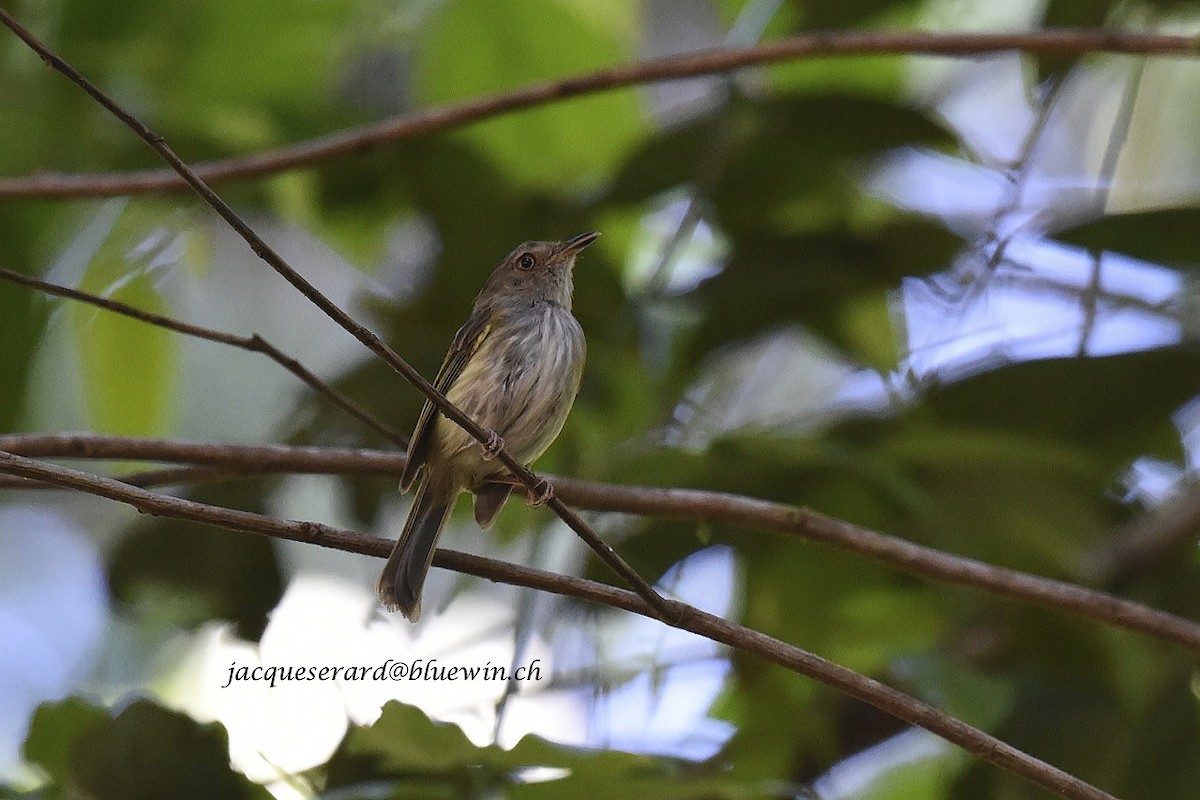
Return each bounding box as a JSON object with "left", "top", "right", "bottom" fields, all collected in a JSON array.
[
  {"left": 376, "top": 477, "right": 455, "bottom": 621},
  {"left": 472, "top": 482, "right": 514, "bottom": 528}
]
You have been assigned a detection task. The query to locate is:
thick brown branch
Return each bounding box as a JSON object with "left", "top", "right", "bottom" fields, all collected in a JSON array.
[
  {"left": 0, "top": 266, "right": 405, "bottom": 447},
  {"left": 1, "top": 433, "right": 1196, "bottom": 652},
  {"left": 0, "top": 29, "right": 1196, "bottom": 199},
  {"left": 0, "top": 8, "right": 672, "bottom": 621},
  {"left": 549, "top": 478, "right": 1200, "bottom": 651},
  {"left": 0, "top": 449, "right": 1117, "bottom": 800}
]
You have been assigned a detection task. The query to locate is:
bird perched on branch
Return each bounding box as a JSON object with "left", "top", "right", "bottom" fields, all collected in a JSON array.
[{"left": 377, "top": 231, "right": 599, "bottom": 621}]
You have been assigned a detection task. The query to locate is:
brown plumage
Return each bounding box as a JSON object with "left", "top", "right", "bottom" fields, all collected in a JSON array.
[{"left": 376, "top": 232, "right": 597, "bottom": 620}]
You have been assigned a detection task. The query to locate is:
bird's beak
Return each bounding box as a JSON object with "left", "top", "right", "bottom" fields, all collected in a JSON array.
[{"left": 561, "top": 230, "right": 600, "bottom": 255}]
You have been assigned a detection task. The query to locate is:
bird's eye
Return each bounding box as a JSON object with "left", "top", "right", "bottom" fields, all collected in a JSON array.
[{"left": 517, "top": 253, "right": 536, "bottom": 271}]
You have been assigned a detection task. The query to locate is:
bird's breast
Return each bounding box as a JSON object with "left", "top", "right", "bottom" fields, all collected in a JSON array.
[{"left": 438, "top": 303, "right": 585, "bottom": 476}]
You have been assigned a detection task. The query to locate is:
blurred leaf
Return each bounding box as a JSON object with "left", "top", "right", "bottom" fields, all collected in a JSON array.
[
  {"left": 687, "top": 221, "right": 960, "bottom": 367},
  {"left": 1043, "top": 0, "right": 1192, "bottom": 28},
  {"left": 23, "top": 698, "right": 109, "bottom": 789},
  {"left": 710, "top": 1, "right": 911, "bottom": 97},
  {"left": 712, "top": 95, "right": 951, "bottom": 235},
  {"left": 71, "top": 273, "right": 175, "bottom": 436},
  {"left": 784, "top": 0, "right": 920, "bottom": 30},
  {"left": 1037, "top": 0, "right": 1114, "bottom": 76},
  {"left": 840, "top": 291, "right": 901, "bottom": 372},
  {"left": 0, "top": 271, "right": 43, "bottom": 433},
  {"left": 848, "top": 738, "right": 964, "bottom": 800},
  {"left": 70, "top": 202, "right": 182, "bottom": 437},
  {"left": 881, "top": 424, "right": 1112, "bottom": 573},
  {"left": 328, "top": 701, "right": 763, "bottom": 798},
  {"left": 416, "top": 0, "right": 646, "bottom": 188},
  {"left": 989, "top": 636, "right": 1129, "bottom": 791},
  {"left": 71, "top": 700, "right": 267, "bottom": 800},
  {"left": 894, "top": 655, "right": 1017, "bottom": 731},
  {"left": 0, "top": 200, "right": 75, "bottom": 433},
  {"left": 334, "top": 702, "right": 482, "bottom": 776},
  {"left": 1056, "top": 209, "right": 1200, "bottom": 270},
  {"left": 604, "top": 124, "right": 709, "bottom": 206},
  {"left": 1041, "top": 0, "right": 1113, "bottom": 27},
  {"left": 1119, "top": 674, "right": 1200, "bottom": 799},
  {"left": 923, "top": 351, "right": 1198, "bottom": 464},
  {"left": 108, "top": 481, "right": 283, "bottom": 640}
]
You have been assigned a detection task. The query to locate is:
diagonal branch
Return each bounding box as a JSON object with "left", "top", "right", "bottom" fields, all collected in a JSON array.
[
  {"left": 0, "top": 266, "right": 406, "bottom": 447},
  {"left": 0, "top": 30, "right": 1197, "bottom": 199},
  {"left": 0, "top": 8, "right": 672, "bottom": 622},
  {"left": 0, "top": 449, "right": 1118, "bottom": 800},
  {"left": 1, "top": 433, "right": 1196, "bottom": 652}
]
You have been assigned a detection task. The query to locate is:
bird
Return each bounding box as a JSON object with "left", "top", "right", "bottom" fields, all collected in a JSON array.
[{"left": 376, "top": 231, "right": 599, "bottom": 621}]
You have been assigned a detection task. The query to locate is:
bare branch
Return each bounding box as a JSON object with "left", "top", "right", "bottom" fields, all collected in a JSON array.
[
  {"left": 0, "top": 266, "right": 406, "bottom": 447},
  {"left": 549, "top": 477, "right": 1200, "bottom": 652},
  {"left": 0, "top": 433, "right": 400, "bottom": 472},
  {"left": 0, "top": 8, "right": 672, "bottom": 621},
  {"left": 0, "top": 30, "right": 1196, "bottom": 199},
  {"left": 1, "top": 433, "right": 1196, "bottom": 652},
  {"left": 0, "top": 449, "right": 1119, "bottom": 800}
]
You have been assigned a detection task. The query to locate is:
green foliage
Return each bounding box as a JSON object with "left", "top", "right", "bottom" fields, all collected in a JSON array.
[
  {"left": 72, "top": 225, "right": 178, "bottom": 436},
  {"left": 108, "top": 486, "right": 284, "bottom": 641},
  {"left": 1057, "top": 208, "right": 1200, "bottom": 269},
  {"left": 22, "top": 699, "right": 109, "bottom": 790},
  {"left": 415, "top": 0, "right": 646, "bottom": 188},
  {"left": 2, "top": 1, "right": 1199, "bottom": 799},
  {"left": 21, "top": 699, "right": 268, "bottom": 800},
  {"left": 325, "top": 702, "right": 766, "bottom": 799},
  {"left": 0, "top": 271, "right": 43, "bottom": 433}
]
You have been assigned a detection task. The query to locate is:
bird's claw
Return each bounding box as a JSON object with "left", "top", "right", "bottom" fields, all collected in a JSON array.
[
  {"left": 480, "top": 430, "right": 505, "bottom": 461},
  {"left": 526, "top": 478, "right": 554, "bottom": 508}
]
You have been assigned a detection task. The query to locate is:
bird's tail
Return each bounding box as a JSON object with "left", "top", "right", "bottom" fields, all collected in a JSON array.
[{"left": 376, "top": 475, "right": 456, "bottom": 621}]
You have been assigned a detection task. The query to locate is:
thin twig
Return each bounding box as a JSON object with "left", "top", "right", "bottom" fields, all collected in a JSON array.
[
  {"left": 0, "top": 9, "right": 673, "bottom": 622},
  {"left": 0, "top": 434, "right": 402, "bottom": 472},
  {"left": 0, "top": 266, "right": 406, "bottom": 447},
  {"left": 0, "top": 449, "right": 1118, "bottom": 800},
  {"left": 1, "top": 432, "right": 1196, "bottom": 652},
  {"left": 0, "top": 29, "right": 1196, "bottom": 199}
]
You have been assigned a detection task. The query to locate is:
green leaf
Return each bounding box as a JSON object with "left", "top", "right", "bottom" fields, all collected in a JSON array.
[
  {"left": 881, "top": 424, "right": 1112, "bottom": 573},
  {"left": 712, "top": 95, "right": 952, "bottom": 235},
  {"left": 923, "top": 351, "right": 1198, "bottom": 466},
  {"left": 894, "top": 655, "right": 1016, "bottom": 731},
  {"left": 23, "top": 698, "right": 110, "bottom": 788},
  {"left": 1056, "top": 209, "right": 1200, "bottom": 270},
  {"left": 603, "top": 124, "right": 708, "bottom": 206},
  {"left": 687, "top": 221, "right": 960, "bottom": 367},
  {"left": 0, "top": 271, "right": 44, "bottom": 433},
  {"left": 71, "top": 700, "right": 268, "bottom": 800},
  {"left": 335, "top": 701, "right": 482, "bottom": 774},
  {"left": 108, "top": 481, "right": 284, "bottom": 641},
  {"left": 1118, "top": 676, "right": 1200, "bottom": 799},
  {"left": 70, "top": 204, "right": 179, "bottom": 437},
  {"left": 844, "top": 734, "right": 965, "bottom": 800},
  {"left": 330, "top": 702, "right": 765, "bottom": 798},
  {"left": 415, "top": 0, "right": 647, "bottom": 188}
]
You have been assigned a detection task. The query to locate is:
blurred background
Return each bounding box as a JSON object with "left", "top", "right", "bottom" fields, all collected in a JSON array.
[{"left": 1, "top": 0, "right": 1199, "bottom": 797}]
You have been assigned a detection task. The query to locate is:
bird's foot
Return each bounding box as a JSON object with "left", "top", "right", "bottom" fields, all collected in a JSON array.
[
  {"left": 480, "top": 430, "right": 505, "bottom": 461},
  {"left": 526, "top": 477, "right": 555, "bottom": 508}
]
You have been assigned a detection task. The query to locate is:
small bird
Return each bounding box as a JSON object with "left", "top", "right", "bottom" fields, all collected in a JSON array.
[{"left": 377, "top": 231, "right": 598, "bottom": 620}]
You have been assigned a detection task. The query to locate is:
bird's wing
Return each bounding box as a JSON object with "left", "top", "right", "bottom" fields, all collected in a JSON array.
[{"left": 399, "top": 305, "right": 494, "bottom": 491}]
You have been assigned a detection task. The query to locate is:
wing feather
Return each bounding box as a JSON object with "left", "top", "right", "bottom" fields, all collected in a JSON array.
[{"left": 399, "top": 306, "right": 493, "bottom": 490}]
